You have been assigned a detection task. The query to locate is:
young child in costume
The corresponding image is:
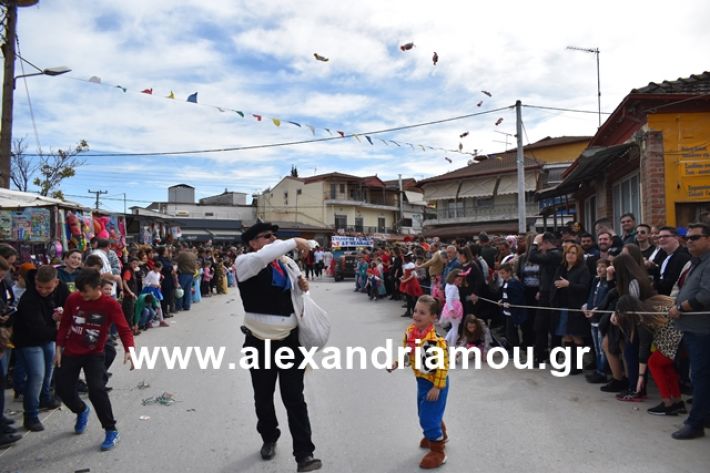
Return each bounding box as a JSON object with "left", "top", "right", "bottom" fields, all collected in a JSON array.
[
  {"left": 455, "top": 313, "right": 493, "bottom": 363},
  {"left": 389, "top": 295, "right": 449, "bottom": 469},
  {"left": 399, "top": 253, "right": 424, "bottom": 318},
  {"left": 441, "top": 269, "right": 464, "bottom": 348}
]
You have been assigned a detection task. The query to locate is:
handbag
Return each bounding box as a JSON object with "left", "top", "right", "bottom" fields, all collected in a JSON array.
[
  {"left": 174, "top": 287, "right": 185, "bottom": 299},
  {"left": 297, "top": 292, "right": 330, "bottom": 350}
]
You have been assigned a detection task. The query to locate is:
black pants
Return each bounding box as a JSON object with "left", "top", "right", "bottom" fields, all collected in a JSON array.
[
  {"left": 55, "top": 353, "right": 117, "bottom": 431},
  {"left": 534, "top": 293, "right": 552, "bottom": 363},
  {"left": 243, "top": 330, "right": 315, "bottom": 462}
]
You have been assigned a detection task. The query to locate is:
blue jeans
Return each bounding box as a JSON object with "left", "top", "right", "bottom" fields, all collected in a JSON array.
[
  {"left": 590, "top": 324, "right": 607, "bottom": 375},
  {"left": 683, "top": 332, "right": 710, "bottom": 430},
  {"left": 623, "top": 334, "right": 640, "bottom": 392},
  {"left": 16, "top": 342, "right": 55, "bottom": 419},
  {"left": 417, "top": 377, "right": 449, "bottom": 441},
  {"left": 176, "top": 273, "right": 194, "bottom": 311},
  {"left": 140, "top": 307, "right": 155, "bottom": 328}
]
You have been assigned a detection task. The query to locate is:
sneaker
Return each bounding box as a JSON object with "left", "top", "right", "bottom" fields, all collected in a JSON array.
[
  {"left": 0, "top": 416, "right": 15, "bottom": 426},
  {"left": 100, "top": 430, "right": 120, "bottom": 451},
  {"left": 2, "top": 424, "right": 17, "bottom": 434},
  {"left": 600, "top": 378, "right": 628, "bottom": 393},
  {"left": 617, "top": 391, "right": 647, "bottom": 402},
  {"left": 647, "top": 402, "right": 675, "bottom": 416},
  {"left": 75, "top": 405, "right": 90, "bottom": 434},
  {"left": 0, "top": 432, "right": 22, "bottom": 448},
  {"left": 23, "top": 417, "right": 44, "bottom": 432},
  {"left": 670, "top": 401, "right": 688, "bottom": 415},
  {"left": 297, "top": 456, "right": 323, "bottom": 472},
  {"left": 671, "top": 424, "right": 705, "bottom": 440},
  {"left": 585, "top": 372, "right": 608, "bottom": 384}
]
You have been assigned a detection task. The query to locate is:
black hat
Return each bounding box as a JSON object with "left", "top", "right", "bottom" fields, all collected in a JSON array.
[{"left": 242, "top": 221, "right": 279, "bottom": 244}]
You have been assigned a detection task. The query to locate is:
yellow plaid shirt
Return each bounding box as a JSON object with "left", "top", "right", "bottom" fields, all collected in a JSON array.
[{"left": 402, "top": 324, "right": 449, "bottom": 389}]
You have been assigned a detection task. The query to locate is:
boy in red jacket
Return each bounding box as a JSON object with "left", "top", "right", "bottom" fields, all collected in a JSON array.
[{"left": 54, "top": 269, "right": 135, "bottom": 451}]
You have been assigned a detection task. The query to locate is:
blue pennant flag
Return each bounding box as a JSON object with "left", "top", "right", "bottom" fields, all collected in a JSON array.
[{"left": 187, "top": 92, "right": 198, "bottom": 103}]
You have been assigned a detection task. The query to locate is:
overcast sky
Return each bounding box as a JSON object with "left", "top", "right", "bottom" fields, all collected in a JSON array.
[{"left": 10, "top": 0, "right": 709, "bottom": 212}]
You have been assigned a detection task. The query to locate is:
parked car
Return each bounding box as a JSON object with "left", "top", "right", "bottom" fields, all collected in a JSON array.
[{"left": 333, "top": 252, "right": 358, "bottom": 281}]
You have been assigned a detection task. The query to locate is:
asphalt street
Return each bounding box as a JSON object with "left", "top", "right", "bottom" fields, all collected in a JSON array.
[{"left": 1, "top": 279, "right": 707, "bottom": 473}]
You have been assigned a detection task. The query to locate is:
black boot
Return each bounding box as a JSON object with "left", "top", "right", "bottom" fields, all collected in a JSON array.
[{"left": 568, "top": 343, "right": 582, "bottom": 375}]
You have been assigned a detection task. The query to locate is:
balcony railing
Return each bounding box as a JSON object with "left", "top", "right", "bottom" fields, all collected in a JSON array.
[
  {"left": 333, "top": 225, "right": 396, "bottom": 234},
  {"left": 425, "top": 204, "right": 540, "bottom": 224}
]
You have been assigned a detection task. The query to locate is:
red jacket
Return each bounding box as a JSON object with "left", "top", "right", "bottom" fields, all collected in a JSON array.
[{"left": 57, "top": 292, "right": 134, "bottom": 356}]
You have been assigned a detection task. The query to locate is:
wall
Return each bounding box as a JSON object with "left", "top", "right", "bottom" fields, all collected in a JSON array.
[
  {"left": 648, "top": 112, "right": 710, "bottom": 225},
  {"left": 525, "top": 141, "right": 590, "bottom": 164}
]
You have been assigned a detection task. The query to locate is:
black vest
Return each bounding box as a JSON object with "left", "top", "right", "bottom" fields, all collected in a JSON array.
[{"left": 238, "top": 264, "right": 294, "bottom": 316}]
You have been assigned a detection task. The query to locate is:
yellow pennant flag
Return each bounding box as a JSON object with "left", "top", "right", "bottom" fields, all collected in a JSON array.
[
  {"left": 272, "top": 118, "right": 281, "bottom": 127},
  {"left": 167, "top": 90, "right": 175, "bottom": 99}
]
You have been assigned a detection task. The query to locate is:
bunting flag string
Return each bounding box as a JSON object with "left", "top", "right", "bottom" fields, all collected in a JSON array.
[{"left": 77, "top": 76, "right": 507, "bottom": 159}]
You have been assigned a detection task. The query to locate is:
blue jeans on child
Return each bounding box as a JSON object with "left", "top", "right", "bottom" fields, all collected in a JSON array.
[
  {"left": 140, "top": 307, "right": 156, "bottom": 328},
  {"left": 590, "top": 323, "right": 607, "bottom": 375},
  {"left": 417, "top": 377, "right": 449, "bottom": 441},
  {"left": 16, "top": 342, "right": 55, "bottom": 419}
]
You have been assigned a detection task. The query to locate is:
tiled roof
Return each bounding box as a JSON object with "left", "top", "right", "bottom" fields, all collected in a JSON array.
[
  {"left": 523, "top": 136, "right": 591, "bottom": 149},
  {"left": 631, "top": 71, "right": 710, "bottom": 94},
  {"left": 418, "top": 154, "right": 541, "bottom": 186},
  {"left": 302, "top": 172, "right": 363, "bottom": 184}
]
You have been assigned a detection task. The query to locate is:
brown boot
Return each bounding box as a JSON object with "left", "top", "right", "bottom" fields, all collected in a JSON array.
[
  {"left": 419, "top": 422, "right": 448, "bottom": 449},
  {"left": 419, "top": 440, "right": 447, "bottom": 469}
]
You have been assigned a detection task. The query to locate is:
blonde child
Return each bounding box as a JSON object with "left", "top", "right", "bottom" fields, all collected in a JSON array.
[
  {"left": 389, "top": 295, "right": 449, "bottom": 469},
  {"left": 441, "top": 269, "right": 464, "bottom": 348}
]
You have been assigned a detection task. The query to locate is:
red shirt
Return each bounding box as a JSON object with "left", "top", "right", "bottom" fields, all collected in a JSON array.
[{"left": 57, "top": 292, "right": 134, "bottom": 356}]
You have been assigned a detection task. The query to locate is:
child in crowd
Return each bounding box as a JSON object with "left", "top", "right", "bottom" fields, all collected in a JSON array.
[
  {"left": 214, "top": 258, "right": 227, "bottom": 295},
  {"left": 389, "top": 295, "right": 449, "bottom": 469},
  {"left": 441, "top": 269, "right": 463, "bottom": 348},
  {"left": 582, "top": 258, "right": 611, "bottom": 384},
  {"left": 456, "top": 314, "right": 492, "bottom": 359},
  {"left": 192, "top": 265, "right": 202, "bottom": 304},
  {"left": 133, "top": 292, "right": 167, "bottom": 332},
  {"left": 55, "top": 269, "right": 135, "bottom": 452},
  {"left": 201, "top": 261, "right": 213, "bottom": 297},
  {"left": 355, "top": 256, "right": 368, "bottom": 292},
  {"left": 366, "top": 261, "right": 386, "bottom": 300},
  {"left": 498, "top": 263, "right": 527, "bottom": 350},
  {"left": 399, "top": 253, "right": 424, "bottom": 318},
  {"left": 141, "top": 261, "right": 163, "bottom": 301}
]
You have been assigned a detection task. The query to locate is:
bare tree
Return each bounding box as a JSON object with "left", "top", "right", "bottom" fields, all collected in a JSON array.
[
  {"left": 33, "top": 140, "right": 89, "bottom": 200},
  {"left": 10, "top": 137, "right": 37, "bottom": 192}
]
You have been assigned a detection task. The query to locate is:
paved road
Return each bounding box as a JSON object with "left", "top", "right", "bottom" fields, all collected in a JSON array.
[{"left": 1, "top": 279, "right": 707, "bottom": 473}]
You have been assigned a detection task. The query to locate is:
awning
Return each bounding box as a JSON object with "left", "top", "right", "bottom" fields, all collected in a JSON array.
[
  {"left": 458, "top": 177, "right": 497, "bottom": 198},
  {"left": 422, "top": 222, "right": 521, "bottom": 238},
  {"left": 0, "top": 188, "right": 84, "bottom": 210},
  {"left": 540, "top": 143, "right": 637, "bottom": 198},
  {"left": 496, "top": 172, "right": 537, "bottom": 195},
  {"left": 422, "top": 181, "right": 460, "bottom": 201},
  {"left": 209, "top": 229, "right": 242, "bottom": 240}
]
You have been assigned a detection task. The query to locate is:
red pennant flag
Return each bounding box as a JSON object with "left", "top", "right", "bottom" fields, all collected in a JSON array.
[
  {"left": 141, "top": 88, "right": 153, "bottom": 95},
  {"left": 252, "top": 114, "right": 262, "bottom": 121},
  {"left": 337, "top": 131, "right": 345, "bottom": 137}
]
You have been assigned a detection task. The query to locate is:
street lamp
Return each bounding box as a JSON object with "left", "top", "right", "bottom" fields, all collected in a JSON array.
[
  {"left": 566, "top": 45, "right": 601, "bottom": 127},
  {"left": 15, "top": 65, "right": 71, "bottom": 82}
]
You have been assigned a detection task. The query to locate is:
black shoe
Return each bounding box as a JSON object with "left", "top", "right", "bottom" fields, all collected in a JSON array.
[
  {"left": 260, "top": 441, "right": 276, "bottom": 460},
  {"left": 39, "top": 397, "right": 61, "bottom": 410},
  {"left": 0, "top": 416, "right": 15, "bottom": 426},
  {"left": 670, "top": 401, "right": 688, "bottom": 415},
  {"left": 585, "top": 372, "right": 608, "bottom": 384},
  {"left": 672, "top": 424, "right": 705, "bottom": 440},
  {"left": 647, "top": 402, "right": 675, "bottom": 416},
  {"left": 600, "top": 378, "right": 627, "bottom": 393},
  {"left": 297, "top": 456, "right": 323, "bottom": 472},
  {"left": 23, "top": 418, "right": 44, "bottom": 432},
  {"left": 0, "top": 432, "right": 22, "bottom": 448},
  {"left": 2, "top": 424, "right": 17, "bottom": 434}
]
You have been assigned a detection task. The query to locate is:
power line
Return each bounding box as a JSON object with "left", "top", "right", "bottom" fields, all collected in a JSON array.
[
  {"left": 522, "top": 104, "right": 611, "bottom": 115},
  {"left": 22, "top": 106, "right": 512, "bottom": 158}
]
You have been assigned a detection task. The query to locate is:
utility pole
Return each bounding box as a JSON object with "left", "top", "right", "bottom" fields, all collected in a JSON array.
[
  {"left": 88, "top": 189, "right": 107, "bottom": 210},
  {"left": 515, "top": 100, "right": 526, "bottom": 234},
  {"left": 0, "top": 2, "right": 19, "bottom": 189},
  {"left": 398, "top": 174, "right": 404, "bottom": 234}
]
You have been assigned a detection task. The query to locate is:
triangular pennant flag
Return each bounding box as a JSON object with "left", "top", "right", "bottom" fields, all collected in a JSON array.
[
  {"left": 88, "top": 76, "right": 101, "bottom": 84},
  {"left": 217, "top": 107, "right": 225, "bottom": 112},
  {"left": 167, "top": 90, "right": 175, "bottom": 99},
  {"left": 116, "top": 85, "right": 127, "bottom": 93},
  {"left": 324, "top": 128, "right": 333, "bottom": 135},
  {"left": 187, "top": 92, "right": 198, "bottom": 103},
  {"left": 235, "top": 111, "right": 244, "bottom": 117},
  {"left": 379, "top": 138, "right": 388, "bottom": 146},
  {"left": 305, "top": 124, "right": 316, "bottom": 135},
  {"left": 252, "top": 114, "right": 262, "bottom": 121},
  {"left": 337, "top": 131, "right": 345, "bottom": 137},
  {"left": 407, "top": 143, "right": 415, "bottom": 150},
  {"left": 419, "top": 145, "right": 426, "bottom": 151},
  {"left": 390, "top": 140, "right": 401, "bottom": 147},
  {"left": 287, "top": 121, "right": 302, "bottom": 127},
  {"left": 272, "top": 118, "right": 281, "bottom": 127},
  {"left": 141, "top": 88, "right": 153, "bottom": 95},
  {"left": 365, "top": 136, "right": 374, "bottom": 145},
  {"left": 353, "top": 134, "right": 362, "bottom": 143}
]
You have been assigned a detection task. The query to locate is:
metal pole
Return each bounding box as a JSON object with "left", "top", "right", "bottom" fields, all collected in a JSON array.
[
  {"left": 0, "top": 2, "right": 18, "bottom": 188},
  {"left": 515, "top": 100, "right": 526, "bottom": 234},
  {"left": 398, "top": 174, "right": 404, "bottom": 234},
  {"left": 596, "top": 49, "right": 601, "bottom": 127}
]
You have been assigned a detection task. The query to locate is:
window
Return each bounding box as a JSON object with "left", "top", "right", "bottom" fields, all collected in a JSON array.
[
  {"left": 205, "top": 212, "right": 214, "bottom": 217},
  {"left": 400, "top": 218, "right": 413, "bottom": 227},
  {"left": 335, "top": 214, "right": 347, "bottom": 230},
  {"left": 612, "top": 173, "right": 640, "bottom": 233},
  {"left": 354, "top": 217, "right": 364, "bottom": 232},
  {"left": 339, "top": 183, "right": 346, "bottom": 193},
  {"left": 584, "top": 195, "right": 596, "bottom": 234},
  {"left": 476, "top": 197, "right": 494, "bottom": 208},
  {"left": 378, "top": 217, "right": 386, "bottom": 233},
  {"left": 330, "top": 184, "right": 337, "bottom": 199},
  {"left": 283, "top": 191, "right": 288, "bottom": 205}
]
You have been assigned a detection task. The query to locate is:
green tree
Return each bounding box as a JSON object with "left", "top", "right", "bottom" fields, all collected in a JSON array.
[
  {"left": 290, "top": 164, "right": 299, "bottom": 177},
  {"left": 32, "top": 140, "right": 89, "bottom": 199}
]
